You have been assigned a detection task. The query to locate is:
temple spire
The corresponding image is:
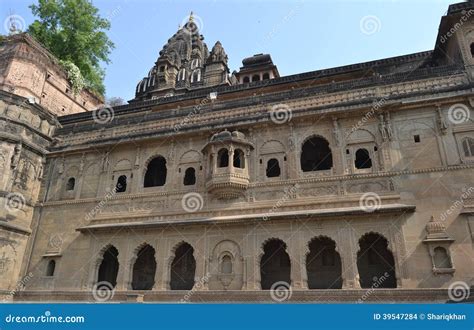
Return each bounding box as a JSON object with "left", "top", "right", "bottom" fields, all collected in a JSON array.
[{"left": 189, "top": 11, "right": 194, "bottom": 22}]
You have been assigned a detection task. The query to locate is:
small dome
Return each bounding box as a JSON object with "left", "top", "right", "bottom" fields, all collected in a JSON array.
[
  {"left": 231, "top": 130, "right": 245, "bottom": 139},
  {"left": 211, "top": 130, "right": 232, "bottom": 141}
]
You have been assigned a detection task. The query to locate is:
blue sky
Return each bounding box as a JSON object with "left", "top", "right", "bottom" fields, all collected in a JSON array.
[{"left": 2, "top": 0, "right": 454, "bottom": 101}]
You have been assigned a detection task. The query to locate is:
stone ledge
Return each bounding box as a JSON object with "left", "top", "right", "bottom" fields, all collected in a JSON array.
[
  {"left": 76, "top": 203, "right": 415, "bottom": 232},
  {"left": 10, "top": 288, "right": 463, "bottom": 303}
]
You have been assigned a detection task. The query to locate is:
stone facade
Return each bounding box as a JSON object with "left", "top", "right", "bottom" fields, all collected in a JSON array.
[
  {"left": 1, "top": 3, "right": 474, "bottom": 302},
  {"left": 0, "top": 33, "right": 102, "bottom": 116}
]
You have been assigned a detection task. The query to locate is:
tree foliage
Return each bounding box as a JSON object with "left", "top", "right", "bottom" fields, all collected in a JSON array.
[{"left": 28, "top": 0, "right": 114, "bottom": 96}]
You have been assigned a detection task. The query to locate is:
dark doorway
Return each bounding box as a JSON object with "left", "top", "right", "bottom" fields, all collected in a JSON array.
[
  {"left": 306, "top": 237, "right": 342, "bottom": 289},
  {"left": 144, "top": 156, "right": 167, "bottom": 187},
  {"left": 266, "top": 158, "right": 281, "bottom": 177},
  {"left": 97, "top": 246, "right": 119, "bottom": 288},
  {"left": 357, "top": 233, "right": 396, "bottom": 288},
  {"left": 132, "top": 245, "right": 157, "bottom": 290},
  {"left": 300, "top": 136, "right": 333, "bottom": 171},
  {"left": 170, "top": 243, "right": 196, "bottom": 290},
  {"left": 355, "top": 148, "right": 372, "bottom": 169},
  {"left": 260, "top": 239, "right": 291, "bottom": 290},
  {"left": 116, "top": 175, "right": 127, "bottom": 192},
  {"left": 183, "top": 167, "right": 196, "bottom": 186}
]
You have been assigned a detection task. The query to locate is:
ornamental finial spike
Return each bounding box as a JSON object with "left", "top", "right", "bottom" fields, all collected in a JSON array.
[{"left": 189, "top": 11, "right": 194, "bottom": 22}]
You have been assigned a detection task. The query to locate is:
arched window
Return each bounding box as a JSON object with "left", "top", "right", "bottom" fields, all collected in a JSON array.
[
  {"left": 263, "top": 73, "right": 270, "bottom": 80},
  {"left": 218, "top": 149, "right": 229, "bottom": 168},
  {"left": 300, "top": 136, "right": 333, "bottom": 172},
  {"left": 132, "top": 244, "right": 157, "bottom": 290},
  {"left": 170, "top": 243, "right": 196, "bottom": 290},
  {"left": 355, "top": 148, "right": 373, "bottom": 169},
  {"left": 233, "top": 149, "right": 245, "bottom": 168},
  {"left": 46, "top": 259, "right": 56, "bottom": 276},
  {"left": 190, "top": 58, "right": 200, "bottom": 69},
  {"left": 144, "top": 156, "right": 167, "bottom": 187},
  {"left": 266, "top": 158, "right": 281, "bottom": 177},
  {"left": 116, "top": 175, "right": 127, "bottom": 193},
  {"left": 243, "top": 76, "right": 250, "bottom": 83},
  {"left": 191, "top": 69, "right": 201, "bottom": 83},
  {"left": 66, "top": 177, "right": 75, "bottom": 191},
  {"left": 177, "top": 68, "right": 186, "bottom": 81},
  {"left": 183, "top": 167, "right": 196, "bottom": 186},
  {"left": 306, "top": 237, "right": 342, "bottom": 289},
  {"left": 221, "top": 255, "right": 233, "bottom": 274},
  {"left": 462, "top": 137, "right": 474, "bottom": 157},
  {"left": 97, "top": 246, "right": 119, "bottom": 288},
  {"left": 471, "top": 43, "right": 474, "bottom": 58},
  {"left": 260, "top": 239, "right": 291, "bottom": 290},
  {"left": 252, "top": 74, "right": 260, "bottom": 82},
  {"left": 433, "top": 247, "right": 452, "bottom": 268}
]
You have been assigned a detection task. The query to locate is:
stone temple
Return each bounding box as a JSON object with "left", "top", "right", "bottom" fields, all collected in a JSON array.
[{"left": 0, "top": 3, "right": 473, "bottom": 302}]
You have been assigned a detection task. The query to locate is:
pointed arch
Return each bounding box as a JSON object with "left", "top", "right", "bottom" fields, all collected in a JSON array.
[
  {"left": 97, "top": 245, "right": 119, "bottom": 288},
  {"left": 170, "top": 242, "right": 196, "bottom": 290},
  {"left": 260, "top": 238, "right": 291, "bottom": 290},
  {"left": 357, "top": 232, "right": 396, "bottom": 288},
  {"left": 306, "top": 236, "right": 342, "bottom": 289},
  {"left": 131, "top": 243, "right": 157, "bottom": 290}
]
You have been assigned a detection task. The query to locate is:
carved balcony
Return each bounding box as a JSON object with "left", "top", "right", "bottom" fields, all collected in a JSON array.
[{"left": 202, "top": 130, "right": 253, "bottom": 199}]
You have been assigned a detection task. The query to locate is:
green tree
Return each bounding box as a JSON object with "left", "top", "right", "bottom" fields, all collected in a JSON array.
[{"left": 28, "top": 0, "right": 114, "bottom": 96}]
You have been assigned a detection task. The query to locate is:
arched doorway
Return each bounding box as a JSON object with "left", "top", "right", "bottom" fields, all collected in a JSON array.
[
  {"left": 170, "top": 242, "right": 196, "bottom": 290},
  {"left": 97, "top": 246, "right": 119, "bottom": 288},
  {"left": 357, "top": 233, "right": 397, "bottom": 288},
  {"left": 132, "top": 244, "right": 157, "bottom": 290},
  {"left": 306, "top": 237, "right": 342, "bottom": 289},
  {"left": 260, "top": 239, "right": 291, "bottom": 290}
]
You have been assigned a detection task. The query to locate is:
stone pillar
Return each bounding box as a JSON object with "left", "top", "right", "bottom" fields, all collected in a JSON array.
[
  {"left": 228, "top": 146, "right": 234, "bottom": 175},
  {"left": 153, "top": 244, "right": 166, "bottom": 290},
  {"left": 193, "top": 240, "right": 209, "bottom": 291},
  {"left": 115, "top": 243, "right": 129, "bottom": 291},
  {"left": 288, "top": 240, "right": 303, "bottom": 289},
  {"left": 287, "top": 123, "right": 298, "bottom": 180},
  {"left": 339, "top": 227, "right": 360, "bottom": 289}
]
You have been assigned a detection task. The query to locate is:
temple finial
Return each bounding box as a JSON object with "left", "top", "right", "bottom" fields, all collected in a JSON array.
[{"left": 189, "top": 11, "right": 194, "bottom": 22}]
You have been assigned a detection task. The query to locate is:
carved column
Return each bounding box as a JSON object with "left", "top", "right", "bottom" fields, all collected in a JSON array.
[
  {"left": 153, "top": 242, "right": 166, "bottom": 290},
  {"left": 131, "top": 146, "right": 141, "bottom": 194},
  {"left": 339, "top": 227, "right": 360, "bottom": 289},
  {"left": 332, "top": 117, "right": 344, "bottom": 175},
  {"left": 193, "top": 240, "right": 209, "bottom": 291}
]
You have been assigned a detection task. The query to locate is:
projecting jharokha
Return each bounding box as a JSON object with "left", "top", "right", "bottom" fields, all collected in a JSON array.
[{"left": 0, "top": 4, "right": 473, "bottom": 302}]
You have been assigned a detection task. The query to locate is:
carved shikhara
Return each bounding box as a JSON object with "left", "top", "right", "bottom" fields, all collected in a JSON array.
[{"left": 1, "top": 3, "right": 474, "bottom": 301}]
